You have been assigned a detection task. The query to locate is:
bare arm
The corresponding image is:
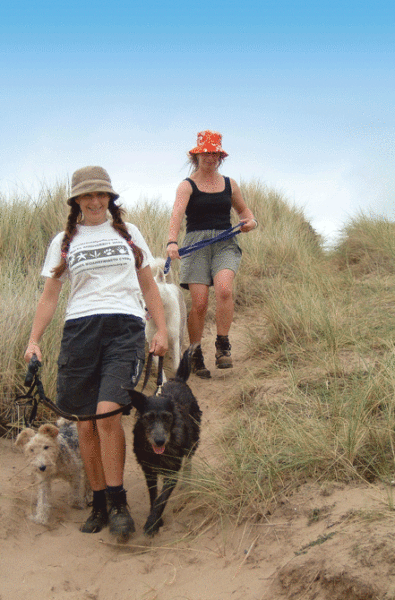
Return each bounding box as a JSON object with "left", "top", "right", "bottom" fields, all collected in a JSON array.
[
  {"left": 137, "top": 266, "right": 168, "bottom": 356},
  {"left": 230, "top": 179, "right": 257, "bottom": 233},
  {"left": 24, "top": 277, "right": 63, "bottom": 362},
  {"left": 166, "top": 180, "right": 192, "bottom": 259}
]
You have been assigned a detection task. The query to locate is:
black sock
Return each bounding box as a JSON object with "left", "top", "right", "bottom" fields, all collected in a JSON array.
[
  {"left": 106, "top": 484, "right": 124, "bottom": 495},
  {"left": 92, "top": 489, "right": 107, "bottom": 508}
]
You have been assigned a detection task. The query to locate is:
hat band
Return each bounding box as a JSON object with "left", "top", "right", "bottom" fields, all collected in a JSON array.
[{"left": 69, "top": 181, "right": 119, "bottom": 204}]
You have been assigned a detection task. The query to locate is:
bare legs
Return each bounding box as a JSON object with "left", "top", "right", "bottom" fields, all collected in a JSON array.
[
  {"left": 213, "top": 269, "right": 235, "bottom": 336},
  {"left": 76, "top": 403, "right": 125, "bottom": 491},
  {"left": 187, "top": 269, "right": 235, "bottom": 343},
  {"left": 187, "top": 283, "right": 209, "bottom": 343}
]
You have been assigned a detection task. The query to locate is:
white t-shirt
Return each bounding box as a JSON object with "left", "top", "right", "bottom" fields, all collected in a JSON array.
[{"left": 41, "top": 221, "right": 153, "bottom": 321}]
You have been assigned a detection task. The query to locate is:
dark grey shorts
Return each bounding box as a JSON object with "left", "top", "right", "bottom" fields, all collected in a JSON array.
[
  {"left": 56, "top": 314, "right": 145, "bottom": 416},
  {"left": 179, "top": 230, "right": 242, "bottom": 289}
]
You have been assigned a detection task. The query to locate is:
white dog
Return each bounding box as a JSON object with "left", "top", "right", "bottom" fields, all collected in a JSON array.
[
  {"left": 146, "top": 258, "right": 187, "bottom": 376},
  {"left": 15, "top": 418, "right": 88, "bottom": 524}
]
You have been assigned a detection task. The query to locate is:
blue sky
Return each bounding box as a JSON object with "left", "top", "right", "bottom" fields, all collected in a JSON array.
[{"left": 1, "top": 0, "right": 394, "bottom": 244}]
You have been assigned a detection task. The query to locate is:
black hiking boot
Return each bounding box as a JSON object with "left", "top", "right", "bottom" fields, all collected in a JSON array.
[
  {"left": 107, "top": 489, "right": 135, "bottom": 543},
  {"left": 191, "top": 344, "right": 211, "bottom": 379},
  {"left": 215, "top": 336, "right": 233, "bottom": 369},
  {"left": 80, "top": 502, "right": 108, "bottom": 534}
]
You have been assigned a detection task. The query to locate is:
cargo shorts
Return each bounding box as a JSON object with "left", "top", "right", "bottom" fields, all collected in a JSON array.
[{"left": 56, "top": 314, "right": 145, "bottom": 416}]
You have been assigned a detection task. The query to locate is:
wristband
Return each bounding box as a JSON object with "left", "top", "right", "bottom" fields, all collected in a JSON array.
[
  {"left": 252, "top": 219, "right": 258, "bottom": 229},
  {"left": 166, "top": 241, "right": 178, "bottom": 247}
]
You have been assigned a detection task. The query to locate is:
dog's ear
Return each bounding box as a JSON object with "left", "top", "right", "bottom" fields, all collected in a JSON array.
[
  {"left": 155, "top": 268, "right": 166, "bottom": 284},
  {"left": 38, "top": 424, "right": 59, "bottom": 439},
  {"left": 124, "top": 388, "right": 147, "bottom": 414},
  {"left": 15, "top": 428, "right": 36, "bottom": 448}
]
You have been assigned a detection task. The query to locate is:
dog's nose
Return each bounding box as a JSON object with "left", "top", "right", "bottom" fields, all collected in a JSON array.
[{"left": 39, "top": 465, "right": 47, "bottom": 472}]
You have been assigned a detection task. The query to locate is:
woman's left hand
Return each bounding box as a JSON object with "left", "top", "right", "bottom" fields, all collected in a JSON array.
[
  {"left": 138, "top": 266, "right": 169, "bottom": 356},
  {"left": 239, "top": 218, "right": 257, "bottom": 232},
  {"left": 150, "top": 330, "right": 168, "bottom": 356}
]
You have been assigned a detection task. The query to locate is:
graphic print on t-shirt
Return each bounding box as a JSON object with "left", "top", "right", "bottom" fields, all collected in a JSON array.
[{"left": 68, "top": 238, "right": 132, "bottom": 275}]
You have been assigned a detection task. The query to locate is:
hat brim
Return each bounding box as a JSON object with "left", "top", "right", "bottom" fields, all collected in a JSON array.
[
  {"left": 67, "top": 187, "right": 119, "bottom": 206},
  {"left": 189, "top": 147, "right": 228, "bottom": 157}
]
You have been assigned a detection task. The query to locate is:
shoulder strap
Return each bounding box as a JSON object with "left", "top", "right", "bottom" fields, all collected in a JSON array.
[
  {"left": 185, "top": 177, "right": 199, "bottom": 193},
  {"left": 224, "top": 176, "right": 231, "bottom": 194}
]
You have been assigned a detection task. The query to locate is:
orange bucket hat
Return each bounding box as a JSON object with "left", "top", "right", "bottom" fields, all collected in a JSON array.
[{"left": 189, "top": 130, "right": 228, "bottom": 157}]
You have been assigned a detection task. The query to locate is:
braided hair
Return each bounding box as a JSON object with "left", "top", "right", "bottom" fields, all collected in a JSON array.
[
  {"left": 51, "top": 198, "right": 143, "bottom": 278},
  {"left": 51, "top": 202, "right": 81, "bottom": 278},
  {"left": 107, "top": 200, "right": 144, "bottom": 269}
]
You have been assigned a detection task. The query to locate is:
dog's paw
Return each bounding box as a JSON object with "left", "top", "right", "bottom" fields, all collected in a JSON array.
[
  {"left": 143, "top": 515, "right": 164, "bottom": 536},
  {"left": 29, "top": 513, "right": 49, "bottom": 525}
]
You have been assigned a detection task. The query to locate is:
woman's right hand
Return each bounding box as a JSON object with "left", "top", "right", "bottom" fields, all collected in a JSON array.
[
  {"left": 167, "top": 179, "right": 191, "bottom": 261},
  {"left": 23, "top": 278, "right": 63, "bottom": 364},
  {"left": 24, "top": 341, "right": 42, "bottom": 363}
]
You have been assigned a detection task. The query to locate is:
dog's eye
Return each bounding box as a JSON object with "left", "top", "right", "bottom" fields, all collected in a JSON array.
[
  {"left": 43, "top": 445, "right": 49, "bottom": 450},
  {"left": 143, "top": 412, "right": 156, "bottom": 423},
  {"left": 162, "top": 412, "right": 173, "bottom": 424}
]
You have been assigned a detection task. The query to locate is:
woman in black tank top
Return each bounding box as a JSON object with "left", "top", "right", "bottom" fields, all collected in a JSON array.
[{"left": 167, "top": 130, "right": 257, "bottom": 379}]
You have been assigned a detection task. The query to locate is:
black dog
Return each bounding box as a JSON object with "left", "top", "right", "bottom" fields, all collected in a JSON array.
[{"left": 126, "top": 346, "right": 202, "bottom": 536}]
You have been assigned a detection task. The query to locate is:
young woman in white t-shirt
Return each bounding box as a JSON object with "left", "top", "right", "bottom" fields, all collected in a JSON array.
[{"left": 24, "top": 166, "right": 168, "bottom": 542}]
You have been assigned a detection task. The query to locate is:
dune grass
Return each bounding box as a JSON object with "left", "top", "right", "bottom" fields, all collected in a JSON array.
[
  {"left": 2, "top": 181, "right": 395, "bottom": 523},
  {"left": 333, "top": 211, "right": 395, "bottom": 275},
  {"left": 182, "top": 202, "right": 395, "bottom": 522},
  {"left": 192, "top": 361, "right": 395, "bottom": 522}
]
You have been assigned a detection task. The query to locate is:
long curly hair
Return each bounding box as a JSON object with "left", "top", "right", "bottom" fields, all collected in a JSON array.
[{"left": 51, "top": 198, "right": 144, "bottom": 278}]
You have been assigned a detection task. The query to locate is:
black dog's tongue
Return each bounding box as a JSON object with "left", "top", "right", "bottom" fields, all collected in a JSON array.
[{"left": 152, "top": 445, "right": 165, "bottom": 455}]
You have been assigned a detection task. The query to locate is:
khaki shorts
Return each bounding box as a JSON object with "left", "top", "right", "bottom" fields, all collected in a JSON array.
[{"left": 179, "top": 230, "right": 242, "bottom": 289}]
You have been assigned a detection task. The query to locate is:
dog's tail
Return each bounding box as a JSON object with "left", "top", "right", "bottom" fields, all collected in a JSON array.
[{"left": 175, "top": 344, "right": 198, "bottom": 383}]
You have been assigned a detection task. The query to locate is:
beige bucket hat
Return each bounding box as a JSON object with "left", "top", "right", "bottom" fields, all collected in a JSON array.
[{"left": 67, "top": 166, "right": 119, "bottom": 205}]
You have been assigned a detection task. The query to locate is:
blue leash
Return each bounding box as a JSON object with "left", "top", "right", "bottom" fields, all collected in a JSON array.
[{"left": 164, "top": 223, "right": 243, "bottom": 275}]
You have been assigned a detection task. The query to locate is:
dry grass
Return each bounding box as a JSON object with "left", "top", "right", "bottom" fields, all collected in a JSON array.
[
  {"left": 234, "top": 180, "right": 324, "bottom": 304},
  {"left": 333, "top": 211, "right": 395, "bottom": 276}
]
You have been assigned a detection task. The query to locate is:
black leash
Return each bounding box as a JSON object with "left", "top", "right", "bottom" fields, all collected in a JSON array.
[
  {"left": 15, "top": 353, "right": 164, "bottom": 427},
  {"left": 140, "top": 351, "right": 164, "bottom": 393}
]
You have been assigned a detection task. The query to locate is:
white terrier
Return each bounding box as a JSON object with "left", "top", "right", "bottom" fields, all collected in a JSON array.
[
  {"left": 15, "top": 418, "right": 88, "bottom": 524},
  {"left": 146, "top": 258, "right": 187, "bottom": 376}
]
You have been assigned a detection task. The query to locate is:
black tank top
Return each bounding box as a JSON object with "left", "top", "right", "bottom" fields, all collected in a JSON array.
[{"left": 185, "top": 176, "right": 232, "bottom": 233}]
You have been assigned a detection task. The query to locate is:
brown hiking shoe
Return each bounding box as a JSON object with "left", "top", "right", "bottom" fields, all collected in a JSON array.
[
  {"left": 215, "top": 336, "right": 233, "bottom": 369},
  {"left": 191, "top": 344, "right": 211, "bottom": 378}
]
